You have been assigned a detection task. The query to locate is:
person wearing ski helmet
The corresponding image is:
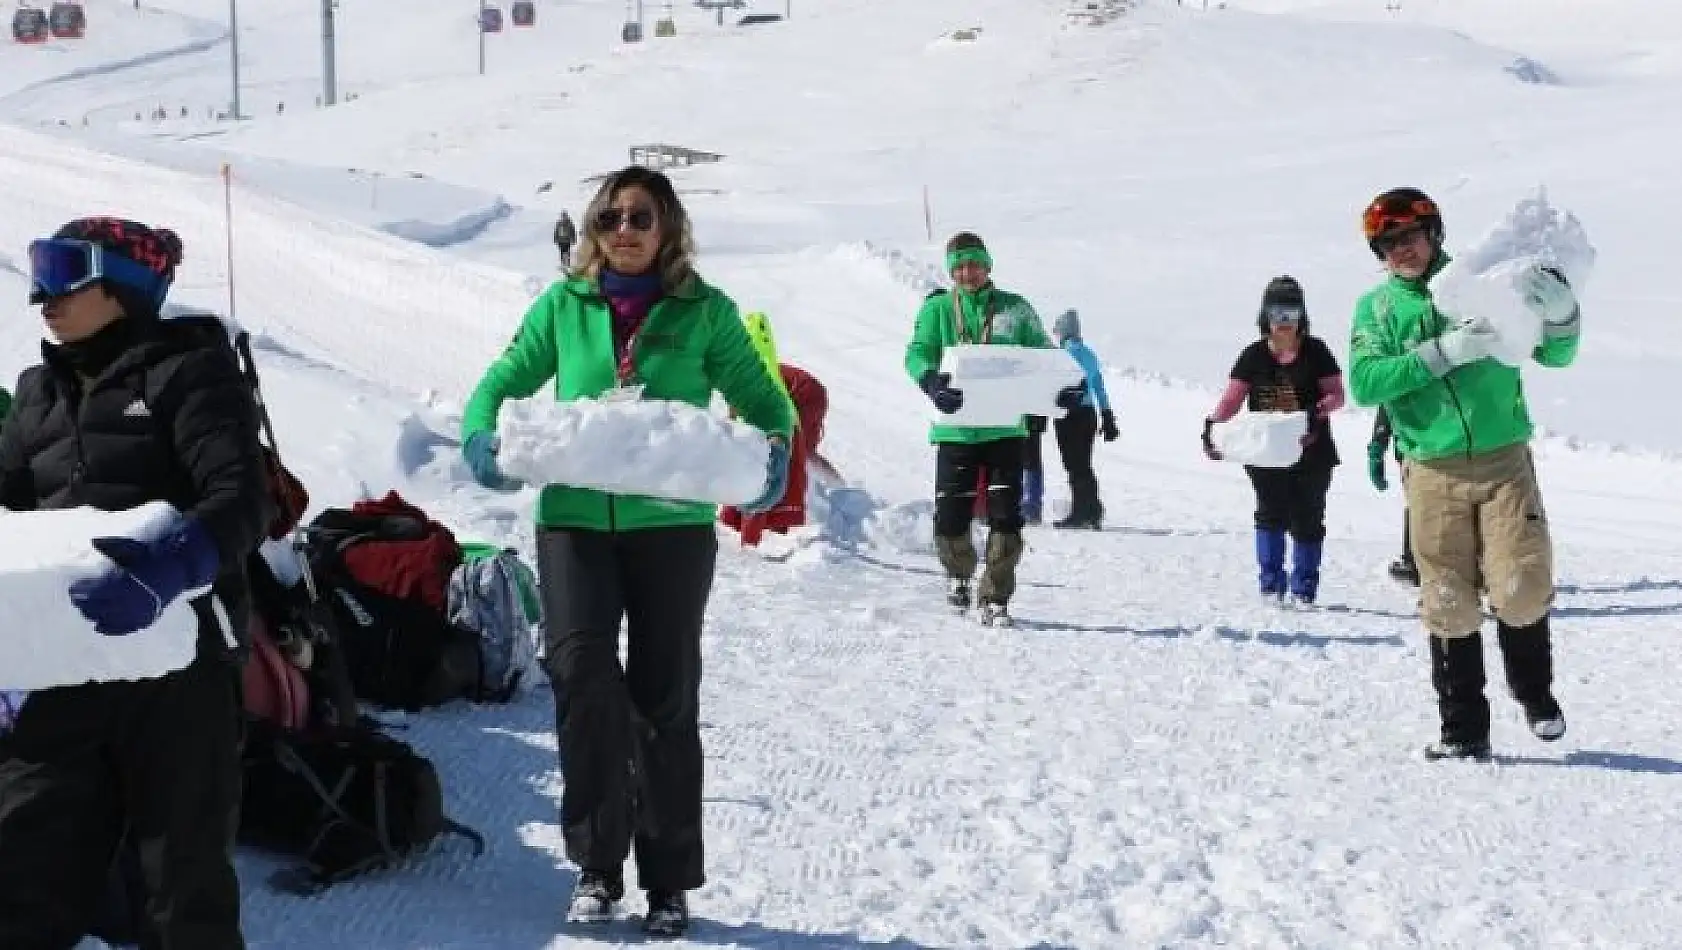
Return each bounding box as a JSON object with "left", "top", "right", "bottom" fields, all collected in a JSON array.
[
  {"left": 1048, "top": 309, "right": 1118, "bottom": 530},
  {"left": 1202, "top": 276, "right": 1344, "bottom": 604},
  {"left": 1348, "top": 187, "right": 1581, "bottom": 761},
  {"left": 904, "top": 232, "right": 1067, "bottom": 626},
  {"left": 0, "top": 217, "right": 270, "bottom": 946}
]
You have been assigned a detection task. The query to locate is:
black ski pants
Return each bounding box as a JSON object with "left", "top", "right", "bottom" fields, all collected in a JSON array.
[
  {"left": 538, "top": 525, "right": 715, "bottom": 893},
  {"left": 0, "top": 658, "right": 244, "bottom": 950},
  {"left": 1054, "top": 406, "right": 1100, "bottom": 516},
  {"left": 933, "top": 437, "right": 1025, "bottom": 536},
  {"left": 1245, "top": 462, "right": 1334, "bottom": 543}
]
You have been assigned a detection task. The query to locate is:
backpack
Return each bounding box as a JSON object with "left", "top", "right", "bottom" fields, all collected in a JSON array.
[
  {"left": 238, "top": 717, "right": 485, "bottom": 894},
  {"left": 243, "top": 613, "right": 311, "bottom": 731},
  {"left": 447, "top": 546, "right": 542, "bottom": 702},
  {"left": 302, "top": 495, "right": 488, "bottom": 711}
]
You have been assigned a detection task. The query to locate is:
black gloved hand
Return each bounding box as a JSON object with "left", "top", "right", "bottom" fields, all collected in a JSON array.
[
  {"left": 1100, "top": 408, "right": 1119, "bottom": 442},
  {"left": 1201, "top": 417, "right": 1222, "bottom": 461},
  {"left": 1055, "top": 382, "right": 1087, "bottom": 411},
  {"left": 919, "top": 371, "right": 964, "bottom": 415}
]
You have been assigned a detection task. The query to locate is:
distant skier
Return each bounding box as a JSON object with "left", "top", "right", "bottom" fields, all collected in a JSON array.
[
  {"left": 1348, "top": 186, "right": 1580, "bottom": 760},
  {"left": 1202, "top": 275, "right": 1343, "bottom": 605},
  {"left": 904, "top": 231, "right": 1069, "bottom": 626},
  {"left": 1048, "top": 309, "right": 1118, "bottom": 530},
  {"left": 1367, "top": 405, "right": 1418, "bottom": 585},
  {"left": 552, "top": 210, "right": 576, "bottom": 272}
]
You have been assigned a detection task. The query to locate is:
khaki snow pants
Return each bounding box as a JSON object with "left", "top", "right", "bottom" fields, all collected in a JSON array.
[{"left": 1403, "top": 443, "right": 1554, "bottom": 637}]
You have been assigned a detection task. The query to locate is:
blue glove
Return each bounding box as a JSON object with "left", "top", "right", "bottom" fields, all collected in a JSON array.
[
  {"left": 918, "top": 372, "right": 963, "bottom": 415},
  {"left": 1055, "top": 382, "right": 1087, "bottom": 411},
  {"left": 463, "top": 431, "right": 519, "bottom": 490},
  {"left": 69, "top": 518, "right": 219, "bottom": 636},
  {"left": 0, "top": 690, "right": 28, "bottom": 734},
  {"left": 741, "top": 438, "right": 791, "bottom": 516}
]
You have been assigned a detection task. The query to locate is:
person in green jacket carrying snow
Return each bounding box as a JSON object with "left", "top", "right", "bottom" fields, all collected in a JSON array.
[
  {"left": 459, "top": 166, "right": 794, "bottom": 937},
  {"left": 904, "top": 231, "right": 1072, "bottom": 627},
  {"left": 1349, "top": 187, "right": 1581, "bottom": 762}
]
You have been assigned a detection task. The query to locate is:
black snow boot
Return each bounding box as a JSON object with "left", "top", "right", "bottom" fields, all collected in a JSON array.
[
  {"left": 643, "top": 890, "right": 689, "bottom": 938},
  {"left": 1388, "top": 554, "right": 1419, "bottom": 587},
  {"left": 1424, "top": 632, "right": 1492, "bottom": 761},
  {"left": 566, "top": 868, "right": 625, "bottom": 924},
  {"left": 1496, "top": 616, "right": 1566, "bottom": 741}
]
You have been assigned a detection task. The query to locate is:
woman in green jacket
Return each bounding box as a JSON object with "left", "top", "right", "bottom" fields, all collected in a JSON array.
[
  {"left": 460, "top": 167, "right": 793, "bottom": 937},
  {"left": 1349, "top": 187, "right": 1580, "bottom": 762}
]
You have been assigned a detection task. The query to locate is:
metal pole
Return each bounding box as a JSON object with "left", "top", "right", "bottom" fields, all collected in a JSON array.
[
  {"left": 478, "top": 0, "right": 486, "bottom": 75},
  {"left": 228, "top": 0, "right": 241, "bottom": 118},
  {"left": 322, "top": 0, "right": 338, "bottom": 105}
]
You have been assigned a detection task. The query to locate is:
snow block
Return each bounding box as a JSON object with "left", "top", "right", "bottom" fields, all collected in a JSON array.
[
  {"left": 1431, "top": 188, "right": 1596, "bottom": 367},
  {"left": 0, "top": 502, "right": 208, "bottom": 691},
  {"left": 935, "top": 344, "right": 1085, "bottom": 427},
  {"left": 1212, "top": 412, "right": 1307, "bottom": 468},
  {"left": 498, "top": 397, "right": 771, "bottom": 506}
]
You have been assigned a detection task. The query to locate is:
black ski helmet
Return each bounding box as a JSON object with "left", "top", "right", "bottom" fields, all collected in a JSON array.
[{"left": 1362, "top": 187, "right": 1444, "bottom": 257}]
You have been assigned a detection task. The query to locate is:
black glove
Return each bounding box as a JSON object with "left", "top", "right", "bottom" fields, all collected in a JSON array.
[
  {"left": 1100, "top": 408, "right": 1119, "bottom": 442},
  {"left": 1201, "top": 417, "right": 1222, "bottom": 460},
  {"left": 919, "top": 371, "right": 963, "bottom": 415},
  {"left": 1055, "top": 382, "right": 1087, "bottom": 411}
]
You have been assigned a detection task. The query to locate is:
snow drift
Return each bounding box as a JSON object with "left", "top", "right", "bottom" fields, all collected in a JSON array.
[
  {"left": 1431, "top": 188, "right": 1596, "bottom": 366},
  {"left": 0, "top": 502, "right": 209, "bottom": 691},
  {"left": 497, "top": 397, "right": 772, "bottom": 506}
]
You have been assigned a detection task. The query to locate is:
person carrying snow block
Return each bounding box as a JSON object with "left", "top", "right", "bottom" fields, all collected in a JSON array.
[
  {"left": 460, "top": 166, "right": 793, "bottom": 939},
  {"left": 720, "top": 361, "right": 829, "bottom": 546},
  {"left": 1367, "top": 405, "right": 1418, "bottom": 586},
  {"left": 1047, "top": 309, "right": 1118, "bottom": 530},
  {"left": 1349, "top": 187, "right": 1579, "bottom": 761},
  {"left": 1202, "top": 275, "right": 1344, "bottom": 605},
  {"left": 0, "top": 217, "right": 270, "bottom": 947},
  {"left": 905, "top": 231, "right": 1064, "bottom": 627}
]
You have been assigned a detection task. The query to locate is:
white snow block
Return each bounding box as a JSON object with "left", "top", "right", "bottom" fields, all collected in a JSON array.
[
  {"left": 0, "top": 502, "right": 208, "bottom": 691},
  {"left": 1211, "top": 412, "right": 1307, "bottom": 468},
  {"left": 934, "top": 344, "right": 1085, "bottom": 427},
  {"left": 498, "top": 397, "right": 771, "bottom": 506},
  {"left": 1431, "top": 188, "right": 1596, "bottom": 367}
]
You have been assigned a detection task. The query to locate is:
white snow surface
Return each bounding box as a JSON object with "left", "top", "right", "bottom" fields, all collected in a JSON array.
[
  {"left": 496, "top": 396, "right": 772, "bottom": 507},
  {"left": 934, "top": 343, "right": 1086, "bottom": 427},
  {"left": 0, "top": 502, "right": 206, "bottom": 690},
  {"left": 1210, "top": 411, "right": 1310, "bottom": 468},
  {"left": 1430, "top": 190, "right": 1597, "bottom": 366},
  {"left": 1, "top": 0, "right": 1682, "bottom": 946}
]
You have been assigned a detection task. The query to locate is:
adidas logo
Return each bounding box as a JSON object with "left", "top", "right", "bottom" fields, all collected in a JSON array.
[{"left": 122, "top": 398, "right": 151, "bottom": 418}]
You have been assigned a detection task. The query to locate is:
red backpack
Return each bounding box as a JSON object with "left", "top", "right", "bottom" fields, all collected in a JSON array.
[{"left": 243, "top": 613, "right": 311, "bottom": 731}]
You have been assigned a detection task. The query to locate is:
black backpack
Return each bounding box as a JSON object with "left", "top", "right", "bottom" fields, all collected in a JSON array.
[
  {"left": 238, "top": 717, "right": 485, "bottom": 893},
  {"left": 301, "top": 507, "right": 487, "bottom": 712}
]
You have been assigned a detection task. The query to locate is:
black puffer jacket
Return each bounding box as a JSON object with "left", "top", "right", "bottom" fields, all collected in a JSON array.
[{"left": 0, "top": 314, "right": 271, "bottom": 660}]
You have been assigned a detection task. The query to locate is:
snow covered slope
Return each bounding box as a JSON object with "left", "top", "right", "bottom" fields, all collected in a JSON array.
[{"left": 4, "top": 0, "right": 1682, "bottom": 946}]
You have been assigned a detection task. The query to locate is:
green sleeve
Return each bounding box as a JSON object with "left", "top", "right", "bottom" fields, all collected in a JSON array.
[
  {"left": 708, "top": 297, "right": 795, "bottom": 439},
  {"left": 1348, "top": 292, "right": 1437, "bottom": 407},
  {"left": 461, "top": 292, "right": 560, "bottom": 438},
  {"left": 904, "top": 295, "right": 946, "bottom": 385},
  {"left": 1533, "top": 322, "right": 1580, "bottom": 368}
]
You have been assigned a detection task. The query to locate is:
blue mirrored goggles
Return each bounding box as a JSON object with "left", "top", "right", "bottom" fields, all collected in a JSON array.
[
  {"left": 1264, "top": 304, "right": 1305, "bottom": 326},
  {"left": 28, "top": 238, "right": 169, "bottom": 306}
]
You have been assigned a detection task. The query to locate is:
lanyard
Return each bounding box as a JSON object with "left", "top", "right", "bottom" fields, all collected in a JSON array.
[{"left": 949, "top": 291, "right": 996, "bottom": 345}]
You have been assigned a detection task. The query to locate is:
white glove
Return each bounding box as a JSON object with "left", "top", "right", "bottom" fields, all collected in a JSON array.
[
  {"left": 1521, "top": 266, "right": 1580, "bottom": 334},
  {"left": 1417, "top": 316, "right": 1498, "bottom": 377}
]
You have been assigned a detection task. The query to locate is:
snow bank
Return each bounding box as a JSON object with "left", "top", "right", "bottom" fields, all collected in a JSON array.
[
  {"left": 936, "top": 344, "right": 1084, "bottom": 427},
  {"left": 498, "top": 397, "right": 771, "bottom": 506},
  {"left": 0, "top": 502, "right": 208, "bottom": 691},
  {"left": 1212, "top": 412, "right": 1307, "bottom": 468},
  {"left": 1431, "top": 188, "right": 1596, "bottom": 366}
]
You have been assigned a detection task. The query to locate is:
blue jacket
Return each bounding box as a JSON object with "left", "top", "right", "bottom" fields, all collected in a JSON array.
[{"left": 1063, "top": 339, "right": 1112, "bottom": 412}]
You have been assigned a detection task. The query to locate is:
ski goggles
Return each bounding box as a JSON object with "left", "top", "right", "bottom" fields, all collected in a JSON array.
[
  {"left": 28, "top": 238, "right": 169, "bottom": 305},
  {"left": 1362, "top": 196, "right": 1439, "bottom": 245},
  {"left": 593, "top": 206, "right": 657, "bottom": 233},
  {"left": 1264, "top": 304, "right": 1304, "bottom": 326}
]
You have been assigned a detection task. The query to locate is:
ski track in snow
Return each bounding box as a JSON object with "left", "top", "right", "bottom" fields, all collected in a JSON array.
[{"left": 8, "top": 0, "right": 1682, "bottom": 947}]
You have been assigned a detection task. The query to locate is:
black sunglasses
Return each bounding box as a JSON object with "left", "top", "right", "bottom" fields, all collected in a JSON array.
[{"left": 594, "top": 207, "right": 657, "bottom": 233}]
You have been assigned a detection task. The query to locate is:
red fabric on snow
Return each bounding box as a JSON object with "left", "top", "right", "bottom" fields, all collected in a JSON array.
[
  {"left": 339, "top": 491, "right": 462, "bottom": 611},
  {"left": 721, "top": 364, "right": 829, "bottom": 545}
]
